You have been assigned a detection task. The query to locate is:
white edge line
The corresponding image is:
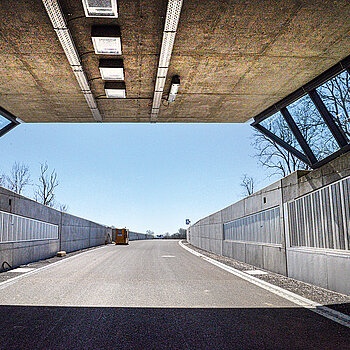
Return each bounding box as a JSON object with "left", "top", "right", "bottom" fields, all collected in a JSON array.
[
  {"left": 179, "top": 240, "right": 350, "bottom": 329},
  {"left": 0, "top": 245, "right": 108, "bottom": 291}
]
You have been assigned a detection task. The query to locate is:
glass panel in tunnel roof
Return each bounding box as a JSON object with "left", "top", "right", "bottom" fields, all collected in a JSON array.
[
  {"left": 316, "top": 70, "right": 350, "bottom": 140},
  {"left": 287, "top": 95, "right": 340, "bottom": 161},
  {"left": 0, "top": 114, "right": 11, "bottom": 131},
  {"left": 260, "top": 111, "right": 304, "bottom": 154}
]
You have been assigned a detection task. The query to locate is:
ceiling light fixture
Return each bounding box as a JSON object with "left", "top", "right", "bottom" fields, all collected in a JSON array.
[
  {"left": 150, "top": 0, "right": 183, "bottom": 123},
  {"left": 168, "top": 75, "right": 180, "bottom": 103},
  {"left": 91, "top": 25, "right": 122, "bottom": 55},
  {"left": 105, "top": 82, "right": 126, "bottom": 98},
  {"left": 41, "top": 0, "right": 102, "bottom": 122},
  {"left": 99, "top": 59, "right": 124, "bottom": 80},
  {"left": 82, "top": 0, "right": 118, "bottom": 18}
]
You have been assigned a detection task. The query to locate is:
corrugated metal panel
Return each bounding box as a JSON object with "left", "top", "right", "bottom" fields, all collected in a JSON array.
[
  {"left": 342, "top": 178, "right": 350, "bottom": 249},
  {"left": 287, "top": 176, "right": 350, "bottom": 250},
  {"left": 0, "top": 210, "right": 58, "bottom": 243},
  {"left": 223, "top": 206, "right": 281, "bottom": 245},
  {"left": 331, "top": 182, "right": 345, "bottom": 250}
]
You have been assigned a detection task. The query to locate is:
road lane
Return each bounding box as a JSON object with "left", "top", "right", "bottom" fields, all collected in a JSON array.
[
  {"left": 0, "top": 240, "right": 297, "bottom": 308},
  {"left": 0, "top": 240, "right": 349, "bottom": 349}
]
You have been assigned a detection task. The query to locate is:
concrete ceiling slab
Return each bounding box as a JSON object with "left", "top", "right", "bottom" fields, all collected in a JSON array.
[{"left": 0, "top": 0, "right": 349, "bottom": 123}]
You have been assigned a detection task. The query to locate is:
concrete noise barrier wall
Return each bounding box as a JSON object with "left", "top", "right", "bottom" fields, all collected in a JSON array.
[
  {"left": 0, "top": 187, "right": 108, "bottom": 270},
  {"left": 129, "top": 231, "right": 153, "bottom": 241},
  {"left": 188, "top": 152, "right": 350, "bottom": 295}
]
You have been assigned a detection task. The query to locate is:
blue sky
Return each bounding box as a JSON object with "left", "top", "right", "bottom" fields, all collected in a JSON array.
[{"left": 0, "top": 123, "right": 275, "bottom": 234}]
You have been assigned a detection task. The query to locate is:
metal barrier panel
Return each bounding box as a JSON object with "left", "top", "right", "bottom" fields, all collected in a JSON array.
[
  {"left": 0, "top": 210, "right": 58, "bottom": 243},
  {"left": 223, "top": 207, "right": 281, "bottom": 245},
  {"left": 287, "top": 176, "right": 350, "bottom": 250}
]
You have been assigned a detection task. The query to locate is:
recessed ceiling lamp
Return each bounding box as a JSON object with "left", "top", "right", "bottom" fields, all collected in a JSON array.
[
  {"left": 168, "top": 75, "right": 180, "bottom": 103},
  {"left": 99, "top": 59, "right": 124, "bottom": 80},
  {"left": 105, "top": 82, "right": 126, "bottom": 98},
  {"left": 91, "top": 25, "right": 122, "bottom": 55},
  {"left": 82, "top": 0, "right": 118, "bottom": 18}
]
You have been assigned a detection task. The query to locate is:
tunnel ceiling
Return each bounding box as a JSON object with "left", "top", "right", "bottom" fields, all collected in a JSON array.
[{"left": 0, "top": 0, "right": 350, "bottom": 123}]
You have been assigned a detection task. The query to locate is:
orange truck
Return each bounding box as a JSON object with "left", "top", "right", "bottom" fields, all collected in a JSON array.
[{"left": 113, "top": 228, "right": 129, "bottom": 245}]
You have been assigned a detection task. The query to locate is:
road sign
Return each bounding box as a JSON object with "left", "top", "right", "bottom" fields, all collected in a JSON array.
[{"left": 186, "top": 219, "right": 190, "bottom": 225}]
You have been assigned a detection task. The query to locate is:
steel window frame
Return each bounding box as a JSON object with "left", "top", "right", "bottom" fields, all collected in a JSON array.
[
  {"left": 0, "top": 106, "right": 20, "bottom": 139},
  {"left": 254, "top": 123, "right": 311, "bottom": 166},
  {"left": 280, "top": 107, "right": 318, "bottom": 165},
  {"left": 252, "top": 55, "right": 350, "bottom": 125},
  {"left": 252, "top": 55, "right": 350, "bottom": 169},
  {"left": 308, "top": 89, "right": 348, "bottom": 148}
]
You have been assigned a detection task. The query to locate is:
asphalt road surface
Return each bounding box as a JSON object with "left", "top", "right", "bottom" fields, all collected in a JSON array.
[{"left": 0, "top": 240, "right": 349, "bottom": 349}]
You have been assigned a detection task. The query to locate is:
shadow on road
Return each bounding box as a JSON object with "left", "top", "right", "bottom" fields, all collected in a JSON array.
[{"left": 0, "top": 304, "right": 349, "bottom": 349}]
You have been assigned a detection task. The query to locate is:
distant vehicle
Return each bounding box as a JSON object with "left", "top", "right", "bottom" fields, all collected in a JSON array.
[
  {"left": 155, "top": 234, "right": 164, "bottom": 239},
  {"left": 113, "top": 228, "right": 129, "bottom": 245}
]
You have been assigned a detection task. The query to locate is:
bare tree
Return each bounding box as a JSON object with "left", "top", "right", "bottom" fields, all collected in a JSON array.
[
  {"left": 252, "top": 128, "right": 308, "bottom": 178},
  {"left": 5, "top": 162, "right": 31, "bottom": 194},
  {"left": 34, "top": 162, "right": 59, "bottom": 207},
  {"left": 169, "top": 228, "right": 187, "bottom": 239},
  {"left": 177, "top": 228, "right": 187, "bottom": 238},
  {"left": 58, "top": 203, "right": 68, "bottom": 212},
  {"left": 317, "top": 71, "right": 350, "bottom": 137},
  {"left": 240, "top": 174, "right": 255, "bottom": 196},
  {"left": 0, "top": 173, "right": 5, "bottom": 187}
]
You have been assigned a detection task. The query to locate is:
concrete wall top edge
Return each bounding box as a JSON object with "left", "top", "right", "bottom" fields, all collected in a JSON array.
[
  {"left": 192, "top": 152, "right": 350, "bottom": 228},
  {"left": 61, "top": 211, "right": 107, "bottom": 228},
  {"left": 0, "top": 186, "right": 107, "bottom": 229},
  {"left": 282, "top": 153, "right": 350, "bottom": 202},
  {"left": 191, "top": 178, "right": 283, "bottom": 229},
  {"left": 0, "top": 186, "right": 61, "bottom": 214}
]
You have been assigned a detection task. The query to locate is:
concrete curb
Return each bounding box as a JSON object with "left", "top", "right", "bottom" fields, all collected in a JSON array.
[{"left": 179, "top": 240, "right": 350, "bottom": 329}]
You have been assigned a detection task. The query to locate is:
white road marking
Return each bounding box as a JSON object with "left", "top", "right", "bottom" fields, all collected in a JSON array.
[
  {"left": 244, "top": 270, "right": 268, "bottom": 275},
  {"left": 179, "top": 240, "right": 350, "bottom": 329},
  {"left": 161, "top": 255, "right": 176, "bottom": 258},
  {"left": 8, "top": 267, "right": 35, "bottom": 273}
]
